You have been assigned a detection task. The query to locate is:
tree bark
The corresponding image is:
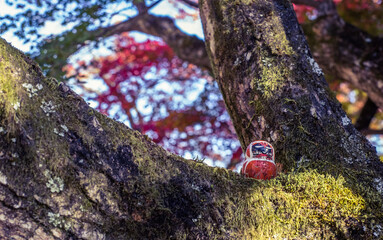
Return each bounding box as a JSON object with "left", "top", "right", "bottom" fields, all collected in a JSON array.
[
  {"left": 200, "top": 0, "right": 383, "bottom": 236},
  {"left": 1, "top": 1, "right": 383, "bottom": 238},
  {"left": 1, "top": 37, "right": 242, "bottom": 239}
]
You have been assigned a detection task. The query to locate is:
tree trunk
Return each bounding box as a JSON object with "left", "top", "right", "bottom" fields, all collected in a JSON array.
[
  {"left": 1, "top": 1, "right": 383, "bottom": 238},
  {"left": 200, "top": 0, "right": 383, "bottom": 237}
]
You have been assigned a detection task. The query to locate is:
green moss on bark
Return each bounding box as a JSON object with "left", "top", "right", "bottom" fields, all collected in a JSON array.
[
  {"left": 188, "top": 160, "right": 377, "bottom": 239},
  {"left": 0, "top": 39, "right": 28, "bottom": 120},
  {"left": 255, "top": 55, "right": 290, "bottom": 98},
  {"left": 200, "top": 0, "right": 383, "bottom": 238}
]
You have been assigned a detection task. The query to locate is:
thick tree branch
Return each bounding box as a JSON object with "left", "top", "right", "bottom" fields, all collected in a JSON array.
[
  {"left": 0, "top": 37, "right": 248, "bottom": 239},
  {"left": 35, "top": 13, "right": 211, "bottom": 79},
  {"left": 291, "top": 0, "right": 383, "bottom": 109},
  {"left": 133, "top": 0, "right": 149, "bottom": 13},
  {"left": 303, "top": 14, "right": 383, "bottom": 110},
  {"left": 93, "top": 13, "right": 211, "bottom": 70}
]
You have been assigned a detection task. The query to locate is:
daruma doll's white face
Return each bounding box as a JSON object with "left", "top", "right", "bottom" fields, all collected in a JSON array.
[{"left": 245, "top": 140, "right": 275, "bottom": 161}]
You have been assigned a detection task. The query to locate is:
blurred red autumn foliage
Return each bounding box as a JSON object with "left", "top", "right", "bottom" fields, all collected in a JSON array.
[
  {"left": 62, "top": 0, "right": 383, "bottom": 168},
  {"left": 66, "top": 33, "right": 242, "bottom": 168}
]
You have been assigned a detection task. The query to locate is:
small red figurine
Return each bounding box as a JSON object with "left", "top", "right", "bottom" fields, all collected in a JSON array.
[{"left": 241, "top": 140, "right": 276, "bottom": 180}]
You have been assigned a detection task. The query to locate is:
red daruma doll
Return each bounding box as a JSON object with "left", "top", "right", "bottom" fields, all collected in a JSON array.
[{"left": 241, "top": 141, "right": 276, "bottom": 180}]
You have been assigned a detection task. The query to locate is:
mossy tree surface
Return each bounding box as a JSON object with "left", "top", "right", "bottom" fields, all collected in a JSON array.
[
  {"left": 0, "top": 2, "right": 383, "bottom": 239},
  {"left": 200, "top": 0, "right": 383, "bottom": 238}
]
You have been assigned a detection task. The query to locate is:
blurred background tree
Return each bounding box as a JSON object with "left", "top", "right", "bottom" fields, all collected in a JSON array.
[{"left": 1, "top": 0, "right": 382, "bottom": 167}]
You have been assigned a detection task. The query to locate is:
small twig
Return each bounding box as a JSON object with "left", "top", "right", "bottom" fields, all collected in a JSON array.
[
  {"left": 133, "top": 0, "right": 163, "bottom": 14},
  {"left": 147, "top": 0, "right": 163, "bottom": 9},
  {"left": 360, "top": 129, "right": 383, "bottom": 135},
  {"left": 179, "top": 0, "right": 199, "bottom": 8}
]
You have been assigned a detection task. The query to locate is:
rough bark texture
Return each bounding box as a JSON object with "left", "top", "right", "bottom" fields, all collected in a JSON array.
[
  {"left": 0, "top": 37, "right": 241, "bottom": 239},
  {"left": 200, "top": 0, "right": 383, "bottom": 237},
  {"left": 1, "top": 1, "right": 383, "bottom": 238}
]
